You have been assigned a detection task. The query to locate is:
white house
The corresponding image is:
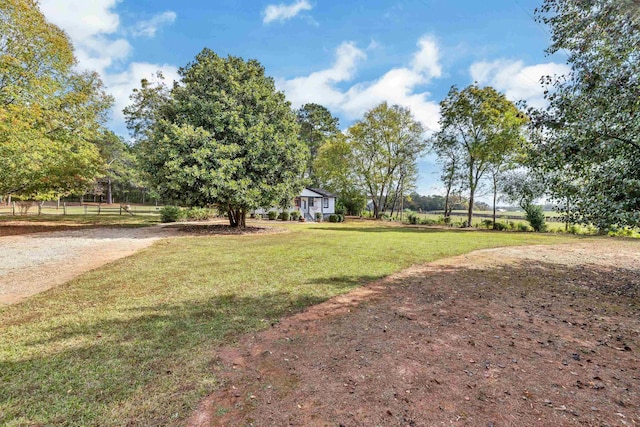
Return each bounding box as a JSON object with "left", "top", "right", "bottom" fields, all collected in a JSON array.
[
  {"left": 295, "top": 188, "right": 336, "bottom": 221},
  {"left": 254, "top": 187, "right": 337, "bottom": 221}
]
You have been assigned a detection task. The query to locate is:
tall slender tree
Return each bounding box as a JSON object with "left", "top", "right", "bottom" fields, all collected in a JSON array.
[
  {"left": 296, "top": 103, "right": 340, "bottom": 186},
  {"left": 434, "top": 85, "right": 526, "bottom": 227},
  {"left": 348, "top": 102, "right": 427, "bottom": 219}
]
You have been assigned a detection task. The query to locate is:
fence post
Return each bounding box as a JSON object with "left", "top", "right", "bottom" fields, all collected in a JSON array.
[
  {"left": 38, "top": 203, "right": 41, "bottom": 216},
  {"left": 84, "top": 205, "right": 87, "bottom": 215},
  {"left": 12, "top": 201, "right": 15, "bottom": 216},
  {"left": 63, "top": 202, "right": 67, "bottom": 215},
  {"left": 119, "top": 205, "right": 122, "bottom": 215},
  {"left": 98, "top": 205, "right": 101, "bottom": 215}
]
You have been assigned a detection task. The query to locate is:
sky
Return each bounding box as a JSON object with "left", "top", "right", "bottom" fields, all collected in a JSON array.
[{"left": 39, "top": 0, "right": 570, "bottom": 198}]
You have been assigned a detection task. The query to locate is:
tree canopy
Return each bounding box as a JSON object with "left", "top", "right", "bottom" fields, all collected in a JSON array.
[
  {"left": 434, "top": 85, "right": 526, "bottom": 227},
  {"left": 126, "top": 49, "right": 307, "bottom": 227},
  {"left": 530, "top": 0, "right": 640, "bottom": 228},
  {"left": 348, "top": 102, "right": 426, "bottom": 219},
  {"left": 0, "top": 0, "right": 112, "bottom": 199},
  {"left": 297, "top": 103, "right": 340, "bottom": 186}
]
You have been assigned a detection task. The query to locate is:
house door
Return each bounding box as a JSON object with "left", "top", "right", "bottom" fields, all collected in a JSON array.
[{"left": 302, "top": 199, "right": 307, "bottom": 211}]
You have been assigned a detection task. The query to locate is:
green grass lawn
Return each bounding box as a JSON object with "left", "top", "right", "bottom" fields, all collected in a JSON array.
[{"left": 0, "top": 221, "right": 577, "bottom": 426}]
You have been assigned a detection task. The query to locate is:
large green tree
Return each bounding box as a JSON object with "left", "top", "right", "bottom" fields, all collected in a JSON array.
[
  {"left": 348, "top": 102, "right": 426, "bottom": 219},
  {"left": 126, "top": 49, "right": 307, "bottom": 227},
  {"left": 296, "top": 103, "right": 340, "bottom": 186},
  {"left": 434, "top": 85, "right": 526, "bottom": 227},
  {"left": 529, "top": 0, "right": 640, "bottom": 228},
  {"left": 93, "top": 131, "right": 140, "bottom": 204},
  {"left": 0, "top": 0, "right": 112, "bottom": 199},
  {"left": 314, "top": 133, "right": 367, "bottom": 215}
]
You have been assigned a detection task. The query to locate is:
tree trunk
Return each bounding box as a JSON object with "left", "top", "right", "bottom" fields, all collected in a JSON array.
[
  {"left": 107, "top": 177, "right": 113, "bottom": 204},
  {"left": 467, "top": 188, "right": 474, "bottom": 228},
  {"left": 492, "top": 178, "right": 497, "bottom": 228},
  {"left": 227, "top": 206, "right": 246, "bottom": 228}
]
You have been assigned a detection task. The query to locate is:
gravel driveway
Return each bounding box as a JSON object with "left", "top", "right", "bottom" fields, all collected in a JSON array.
[{"left": 0, "top": 226, "right": 176, "bottom": 305}]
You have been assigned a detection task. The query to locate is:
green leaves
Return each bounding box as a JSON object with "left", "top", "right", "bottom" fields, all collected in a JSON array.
[
  {"left": 127, "top": 49, "right": 307, "bottom": 226},
  {"left": 531, "top": 0, "right": 640, "bottom": 228},
  {"left": 434, "top": 85, "right": 527, "bottom": 226},
  {"left": 0, "top": 0, "right": 112, "bottom": 199}
]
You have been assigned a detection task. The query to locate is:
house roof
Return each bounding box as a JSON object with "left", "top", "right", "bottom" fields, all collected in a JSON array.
[{"left": 307, "top": 187, "right": 337, "bottom": 198}]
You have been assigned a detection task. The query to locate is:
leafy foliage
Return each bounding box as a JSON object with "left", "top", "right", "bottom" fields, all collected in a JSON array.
[
  {"left": 297, "top": 103, "right": 340, "bottom": 185},
  {"left": 348, "top": 102, "right": 427, "bottom": 219},
  {"left": 523, "top": 203, "right": 547, "bottom": 232},
  {"left": 126, "top": 49, "right": 307, "bottom": 227},
  {"left": 160, "top": 206, "right": 183, "bottom": 223},
  {"left": 531, "top": 0, "right": 640, "bottom": 228},
  {"left": 0, "top": 0, "right": 113, "bottom": 199},
  {"left": 434, "top": 85, "right": 527, "bottom": 227}
]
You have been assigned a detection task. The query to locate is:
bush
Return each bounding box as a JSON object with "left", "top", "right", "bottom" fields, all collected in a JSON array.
[
  {"left": 493, "top": 222, "right": 506, "bottom": 231},
  {"left": 420, "top": 218, "right": 437, "bottom": 225},
  {"left": 328, "top": 214, "right": 339, "bottom": 223},
  {"left": 185, "top": 207, "right": 213, "bottom": 221},
  {"left": 315, "top": 212, "right": 323, "bottom": 222},
  {"left": 290, "top": 211, "right": 300, "bottom": 220},
  {"left": 280, "top": 211, "right": 290, "bottom": 221},
  {"left": 160, "top": 205, "right": 183, "bottom": 223},
  {"left": 524, "top": 203, "right": 546, "bottom": 232},
  {"left": 517, "top": 222, "right": 531, "bottom": 232},
  {"left": 407, "top": 213, "right": 419, "bottom": 225},
  {"left": 481, "top": 219, "right": 494, "bottom": 229},
  {"left": 338, "top": 214, "right": 345, "bottom": 222},
  {"left": 267, "top": 210, "right": 278, "bottom": 220}
]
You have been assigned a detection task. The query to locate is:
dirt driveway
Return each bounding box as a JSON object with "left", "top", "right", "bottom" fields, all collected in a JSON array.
[
  {"left": 0, "top": 226, "right": 176, "bottom": 305},
  {"left": 190, "top": 240, "right": 640, "bottom": 427}
]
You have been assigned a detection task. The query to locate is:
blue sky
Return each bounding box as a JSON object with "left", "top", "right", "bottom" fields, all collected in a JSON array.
[{"left": 39, "top": 0, "right": 569, "bottom": 197}]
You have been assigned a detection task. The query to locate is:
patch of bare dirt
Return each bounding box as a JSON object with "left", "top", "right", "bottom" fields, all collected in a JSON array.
[
  {"left": 189, "top": 240, "right": 640, "bottom": 427},
  {"left": 0, "top": 226, "right": 178, "bottom": 305},
  {"left": 164, "top": 224, "right": 287, "bottom": 236}
]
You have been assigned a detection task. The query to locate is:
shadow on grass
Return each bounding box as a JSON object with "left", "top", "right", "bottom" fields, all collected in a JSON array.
[
  {"left": 3, "top": 255, "right": 638, "bottom": 426},
  {"left": 0, "top": 291, "right": 324, "bottom": 426}
]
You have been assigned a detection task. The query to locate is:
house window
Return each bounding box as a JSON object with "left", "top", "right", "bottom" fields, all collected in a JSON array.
[
  {"left": 308, "top": 197, "right": 314, "bottom": 207},
  {"left": 323, "top": 197, "right": 329, "bottom": 208},
  {"left": 294, "top": 197, "right": 300, "bottom": 207}
]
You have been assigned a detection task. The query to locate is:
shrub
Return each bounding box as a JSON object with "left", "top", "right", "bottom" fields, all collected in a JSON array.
[
  {"left": 290, "top": 211, "right": 300, "bottom": 220},
  {"left": 185, "top": 207, "right": 213, "bottom": 221},
  {"left": 420, "top": 218, "right": 437, "bottom": 225},
  {"left": 315, "top": 212, "right": 323, "bottom": 222},
  {"left": 517, "top": 222, "right": 530, "bottom": 232},
  {"left": 280, "top": 211, "right": 290, "bottom": 221},
  {"left": 524, "top": 203, "right": 546, "bottom": 232},
  {"left": 328, "top": 214, "right": 339, "bottom": 223},
  {"left": 407, "top": 213, "right": 418, "bottom": 225},
  {"left": 493, "top": 222, "right": 506, "bottom": 231},
  {"left": 481, "top": 219, "right": 494, "bottom": 229},
  {"left": 160, "top": 205, "right": 183, "bottom": 223},
  {"left": 338, "top": 214, "right": 345, "bottom": 222},
  {"left": 267, "top": 210, "right": 278, "bottom": 220}
]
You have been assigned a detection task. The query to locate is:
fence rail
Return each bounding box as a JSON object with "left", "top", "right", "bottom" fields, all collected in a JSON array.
[{"left": 0, "top": 202, "right": 161, "bottom": 217}]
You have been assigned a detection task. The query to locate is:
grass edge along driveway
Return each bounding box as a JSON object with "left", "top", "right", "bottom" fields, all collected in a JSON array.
[{"left": 0, "top": 221, "right": 577, "bottom": 426}]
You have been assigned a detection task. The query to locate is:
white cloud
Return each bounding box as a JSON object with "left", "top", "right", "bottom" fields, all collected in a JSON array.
[
  {"left": 263, "top": 0, "right": 313, "bottom": 24},
  {"left": 470, "top": 59, "right": 570, "bottom": 108},
  {"left": 277, "top": 36, "right": 443, "bottom": 131},
  {"left": 132, "top": 11, "right": 177, "bottom": 38},
  {"left": 39, "top": 0, "right": 180, "bottom": 134}
]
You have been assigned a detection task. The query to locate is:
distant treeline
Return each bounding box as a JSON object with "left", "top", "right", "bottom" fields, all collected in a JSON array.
[{"left": 403, "top": 192, "right": 490, "bottom": 213}]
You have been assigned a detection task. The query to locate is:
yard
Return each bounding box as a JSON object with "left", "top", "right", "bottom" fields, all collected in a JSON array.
[{"left": 0, "top": 220, "right": 638, "bottom": 426}]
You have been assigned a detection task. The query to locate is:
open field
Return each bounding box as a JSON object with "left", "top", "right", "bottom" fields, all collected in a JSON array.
[{"left": 0, "top": 220, "right": 579, "bottom": 426}]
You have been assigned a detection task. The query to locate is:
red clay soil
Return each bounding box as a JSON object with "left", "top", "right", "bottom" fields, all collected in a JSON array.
[{"left": 188, "top": 241, "right": 640, "bottom": 427}]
